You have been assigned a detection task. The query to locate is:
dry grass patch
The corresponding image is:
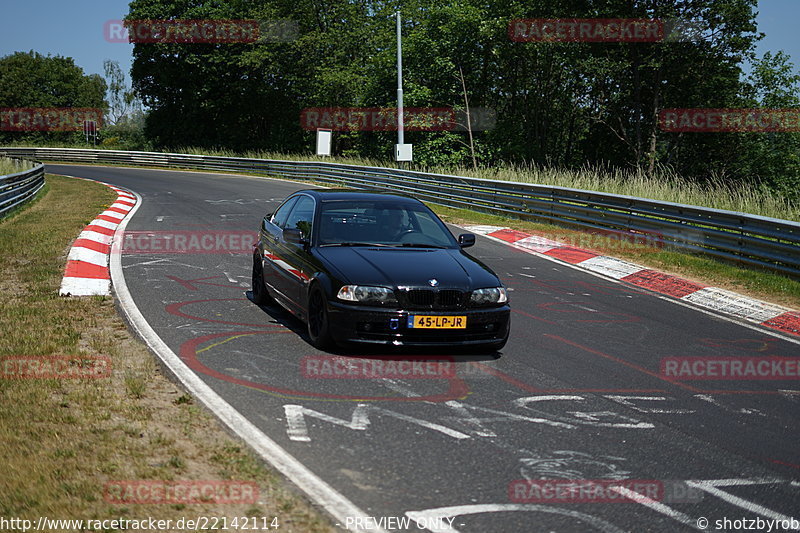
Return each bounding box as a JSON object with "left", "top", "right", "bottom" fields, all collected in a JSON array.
[
  {"left": 0, "top": 174, "right": 335, "bottom": 531},
  {"left": 0, "top": 156, "right": 34, "bottom": 176}
]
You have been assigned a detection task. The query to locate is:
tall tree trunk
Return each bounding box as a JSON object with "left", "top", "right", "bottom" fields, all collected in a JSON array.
[{"left": 647, "top": 67, "right": 663, "bottom": 176}]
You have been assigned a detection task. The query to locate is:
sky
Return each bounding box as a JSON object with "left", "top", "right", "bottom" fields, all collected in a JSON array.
[{"left": 0, "top": 1, "right": 798, "bottom": 87}]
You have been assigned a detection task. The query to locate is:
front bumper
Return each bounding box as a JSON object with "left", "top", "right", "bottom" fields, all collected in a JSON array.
[{"left": 326, "top": 301, "right": 510, "bottom": 346}]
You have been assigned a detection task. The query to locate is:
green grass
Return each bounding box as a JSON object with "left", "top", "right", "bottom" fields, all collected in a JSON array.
[
  {"left": 5, "top": 141, "right": 797, "bottom": 221},
  {"left": 0, "top": 174, "right": 335, "bottom": 531},
  {"left": 174, "top": 146, "right": 799, "bottom": 221},
  {"left": 0, "top": 156, "right": 34, "bottom": 176}
]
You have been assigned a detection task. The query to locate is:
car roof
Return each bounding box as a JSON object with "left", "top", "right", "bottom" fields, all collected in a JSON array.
[{"left": 292, "top": 189, "right": 421, "bottom": 204}]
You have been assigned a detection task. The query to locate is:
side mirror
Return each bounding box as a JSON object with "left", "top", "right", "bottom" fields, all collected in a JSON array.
[
  {"left": 262, "top": 216, "right": 270, "bottom": 230},
  {"left": 283, "top": 228, "right": 309, "bottom": 246},
  {"left": 458, "top": 233, "right": 476, "bottom": 248}
]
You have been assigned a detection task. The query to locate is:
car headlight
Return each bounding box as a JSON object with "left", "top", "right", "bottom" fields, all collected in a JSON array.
[
  {"left": 470, "top": 287, "right": 507, "bottom": 305},
  {"left": 337, "top": 285, "right": 397, "bottom": 304}
]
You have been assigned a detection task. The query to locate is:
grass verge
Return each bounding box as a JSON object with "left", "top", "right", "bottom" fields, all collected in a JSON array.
[
  {"left": 0, "top": 174, "right": 335, "bottom": 531},
  {"left": 0, "top": 156, "right": 34, "bottom": 175},
  {"left": 4, "top": 142, "right": 797, "bottom": 221}
]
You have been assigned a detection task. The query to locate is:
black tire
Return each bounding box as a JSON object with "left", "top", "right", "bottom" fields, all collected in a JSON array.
[
  {"left": 307, "top": 285, "right": 335, "bottom": 350},
  {"left": 251, "top": 254, "right": 273, "bottom": 305}
]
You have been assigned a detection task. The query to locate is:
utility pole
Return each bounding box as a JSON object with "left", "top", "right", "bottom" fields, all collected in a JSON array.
[{"left": 395, "top": 11, "right": 412, "bottom": 162}]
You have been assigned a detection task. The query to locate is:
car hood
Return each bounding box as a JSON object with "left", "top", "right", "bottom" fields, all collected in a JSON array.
[{"left": 315, "top": 247, "right": 501, "bottom": 289}]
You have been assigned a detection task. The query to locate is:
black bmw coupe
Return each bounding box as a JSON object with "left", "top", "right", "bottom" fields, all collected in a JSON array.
[{"left": 251, "top": 189, "right": 510, "bottom": 351}]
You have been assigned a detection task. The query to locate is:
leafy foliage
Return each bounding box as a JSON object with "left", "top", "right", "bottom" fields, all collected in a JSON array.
[
  {"left": 117, "top": 0, "right": 800, "bottom": 199},
  {"left": 0, "top": 51, "right": 107, "bottom": 145}
]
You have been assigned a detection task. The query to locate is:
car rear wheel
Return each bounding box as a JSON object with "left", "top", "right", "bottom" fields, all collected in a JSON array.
[
  {"left": 307, "top": 286, "right": 334, "bottom": 350},
  {"left": 251, "top": 254, "right": 273, "bottom": 305}
]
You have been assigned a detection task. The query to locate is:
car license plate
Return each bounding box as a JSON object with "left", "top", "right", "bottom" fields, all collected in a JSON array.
[{"left": 407, "top": 315, "right": 466, "bottom": 329}]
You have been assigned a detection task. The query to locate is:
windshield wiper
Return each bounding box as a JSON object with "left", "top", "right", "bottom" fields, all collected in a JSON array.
[
  {"left": 320, "top": 242, "right": 391, "bottom": 247},
  {"left": 395, "top": 243, "right": 448, "bottom": 248}
]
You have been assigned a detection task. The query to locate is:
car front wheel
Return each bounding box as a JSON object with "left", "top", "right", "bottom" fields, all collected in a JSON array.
[{"left": 307, "top": 285, "right": 334, "bottom": 350}]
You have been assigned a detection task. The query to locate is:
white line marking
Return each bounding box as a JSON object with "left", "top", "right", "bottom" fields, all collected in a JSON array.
[
  {"left": 67, "top": 246, "right": 108, "bottom": 267},
  {"left": 691, "top": 478, "right": 787, "bottom": 487},
  {"left": 683, "top": 287, "right": 788, "bottom": 323},
  {"left": 604, "top": 395, "right": 695, "bottom": 414},
  {"left": 686, "top": 481, "right": 799, "bottom": 526},
  {"left": 100, "top": 210, "right": 126, "bottom": 221},
  {"left": 405, "top": 504, "right": 625, "bottom": 533},
  {"left": 443, "top": 401, "right": 497, "bottom": 437},
  {"left": 283, "top": 404, "right": 371, "bottom": 442},
  {"left": 110, "top": 189, "right": 386, "bottom": 532},
  {"left": 693, "top": 394, "right": 765, "bottom": 416},
  {"left": 77, "top": 230, "right": 114, "bottom": 245},
  {"left": 283, "top": 399, "right": 477, "bottom": 442},
  {"left": 88, "top": 218, "right": 118, "bottom": 230},
  {"left": 369, "top": 406, "right": 471, "bottom": 440},
  {"left": 779, "top": 390, "right": 800, "bottom": 403},
  {"left": 580, "top": 255, "right": 645, "bottom": 279},
  {"left": 513, "top": 395, "right": 585, "bottom": 403},
  {"left": 513, "top": 235, "right": 560, "bottom": 253},
  {"left": 59, "top": 277, "right": 110, "bottom": 296},
  {"left": 609, "top": 486, "right": 700, "bottom": 530},
  {"left": 462, "top": 225, "right": 506, "bottom": 234}
]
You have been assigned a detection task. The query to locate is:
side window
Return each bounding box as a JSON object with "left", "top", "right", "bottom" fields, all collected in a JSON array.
[
  {"left": 284, "top": 195, "right": 315, "bottom": 239},
  {"left": 270, "top": 197, "right": 298, "bottom": 228}
]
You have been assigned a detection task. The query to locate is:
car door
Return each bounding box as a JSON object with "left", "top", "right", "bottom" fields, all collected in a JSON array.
[
  {"left": 260, "top": 196, "right": 297, "bottom": 302},
  {"left": 274, "top": 194, "right": 316, "bottom": 311}
]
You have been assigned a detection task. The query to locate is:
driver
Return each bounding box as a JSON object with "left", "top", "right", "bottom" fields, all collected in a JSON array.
[{"left": 382, "top": 209, "right": 410, "bottom": 241}]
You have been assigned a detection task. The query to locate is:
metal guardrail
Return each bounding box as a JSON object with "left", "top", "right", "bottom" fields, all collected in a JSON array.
[
  {"left": 0, "top": 158, "right": 45, "bottom": 218},
  {"left": 1, "top": 146, "right": 798, "bottom": 278}
]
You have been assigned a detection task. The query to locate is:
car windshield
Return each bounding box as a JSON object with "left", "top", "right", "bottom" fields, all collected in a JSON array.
[{"left": 317, "top": 199, "right": 458, "bottom": 248}]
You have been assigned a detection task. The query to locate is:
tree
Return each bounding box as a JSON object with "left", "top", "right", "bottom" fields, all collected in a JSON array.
[
  {"left": 126, "top": 0, "right": 798, "bottom": 199},
  {"left": 0, "top": 51, "right": 107, "bottom": 143},
  {"left": 736, "top": 51, "right": 800, "bottom": 198},
  {"left": 104, "top": 59, "right": 141, "bottom": 124}
]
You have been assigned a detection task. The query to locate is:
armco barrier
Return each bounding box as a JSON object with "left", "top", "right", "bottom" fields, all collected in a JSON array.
[
  {"left": 1, "top": 146, "right": 798, "bottom": 278},
  {"left": 0, "top": 159, "right": 45, "bottom": 217}
]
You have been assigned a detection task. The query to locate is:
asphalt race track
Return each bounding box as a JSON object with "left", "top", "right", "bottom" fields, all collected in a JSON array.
[{"left": 49, "top": 164, "right": 800, "bottom": 533}]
